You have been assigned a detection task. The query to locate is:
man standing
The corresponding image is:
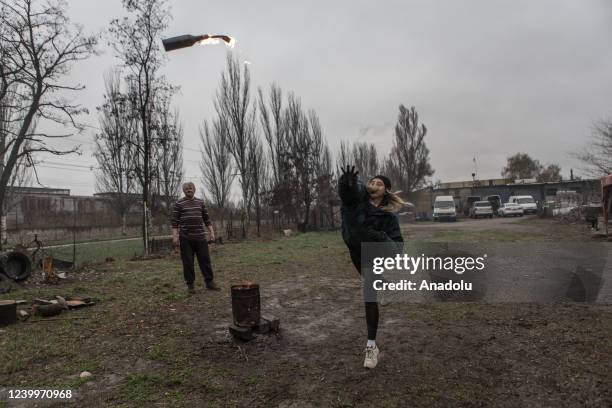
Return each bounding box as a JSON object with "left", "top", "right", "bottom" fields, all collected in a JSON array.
[{"left": 171, "top": 182, "right": 220, "bottom": 294}]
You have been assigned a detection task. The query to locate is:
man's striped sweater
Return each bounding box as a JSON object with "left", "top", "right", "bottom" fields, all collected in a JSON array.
[{"left": 171, "top": 197, "right": 212, "bottom": 241}]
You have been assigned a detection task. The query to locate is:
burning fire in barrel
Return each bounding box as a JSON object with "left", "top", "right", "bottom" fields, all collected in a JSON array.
[{"left": 230, "top": 283, "right": 261, "bottom": 327}]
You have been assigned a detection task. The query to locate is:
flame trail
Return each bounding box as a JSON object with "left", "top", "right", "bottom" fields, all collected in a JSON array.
[{"left": 197, "top": 35, "right": 236, "bottom": 49}]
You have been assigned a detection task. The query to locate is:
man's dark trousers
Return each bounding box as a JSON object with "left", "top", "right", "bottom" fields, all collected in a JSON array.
[{"left": 179, "top": 236, "right": 214, "bottom": 286}]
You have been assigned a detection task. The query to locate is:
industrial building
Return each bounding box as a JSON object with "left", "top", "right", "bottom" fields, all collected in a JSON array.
[{"left": 409, "top": 178, "right": 601, "bottom": 219}]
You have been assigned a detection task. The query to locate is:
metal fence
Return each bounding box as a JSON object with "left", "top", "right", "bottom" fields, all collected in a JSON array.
[{"left": 4, "top": 205, "right": 341, "bottom": 268}]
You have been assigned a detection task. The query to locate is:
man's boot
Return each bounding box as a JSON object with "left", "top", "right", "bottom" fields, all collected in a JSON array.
[
  {"left": 206, "top": 282, "right": 221, "bottom": 291},
  {"left": 187, "top": 283, "right": 196, "bottom": 294}
]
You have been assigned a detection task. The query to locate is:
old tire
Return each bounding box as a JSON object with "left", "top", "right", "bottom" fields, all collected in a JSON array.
[{"left": 1, "top": 251, "right": 32, "bottom": 282}]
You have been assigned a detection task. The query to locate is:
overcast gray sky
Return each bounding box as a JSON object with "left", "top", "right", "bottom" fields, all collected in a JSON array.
[{"left": 37, "top": 0, "right": 612, "bottom": 196}]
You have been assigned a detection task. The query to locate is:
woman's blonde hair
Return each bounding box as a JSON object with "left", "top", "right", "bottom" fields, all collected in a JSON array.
[{"left": 380, "top": 191, "right": 407, "bottom": 213}]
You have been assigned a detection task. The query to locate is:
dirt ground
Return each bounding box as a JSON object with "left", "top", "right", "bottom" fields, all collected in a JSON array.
[
  {"left": 0, "top": 217, "right": 610, "bottom": 407},
  {"left": 406, "top": 214, "right": 597, "bottom": 240}
]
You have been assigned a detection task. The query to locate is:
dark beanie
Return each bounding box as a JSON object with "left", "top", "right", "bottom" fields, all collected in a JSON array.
[{"left": 371, "top": 175, "right": 392, "bottom": 191}]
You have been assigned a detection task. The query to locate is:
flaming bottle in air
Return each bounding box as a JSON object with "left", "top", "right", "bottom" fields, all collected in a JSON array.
[{"left": 162, "top": 34, "right": 235, "bottom": 52}]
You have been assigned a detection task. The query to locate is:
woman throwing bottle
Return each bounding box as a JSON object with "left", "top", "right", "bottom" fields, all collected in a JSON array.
[{"left": 338, "top": 165, "right": 405, "bottom": 369}]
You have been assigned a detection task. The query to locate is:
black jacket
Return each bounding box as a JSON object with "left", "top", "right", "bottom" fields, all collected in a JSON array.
[{"left": 339, "top": 174, "right": 404, "bottom": 251}]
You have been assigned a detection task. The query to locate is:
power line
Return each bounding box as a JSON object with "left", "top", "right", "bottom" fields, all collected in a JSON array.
[
  {"left": 82, "top": 124, "right": 203, "bottom": 152},
  {"left": 42, "top": 160, "right": 97, "bottom": 169},
  {"left": 36, "top": 164, "right": 200, "bottom": 182},
  {"left": 37, "top": 164, "right": 95, "bottom": 173},
  {"left": 38, "top": 155, "right": 199, "bottom": 168}
]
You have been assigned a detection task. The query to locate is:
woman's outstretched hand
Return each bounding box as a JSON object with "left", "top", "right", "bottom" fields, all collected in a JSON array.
[{"left": 341, "top": 165, "right": 359, "bottom": 188}]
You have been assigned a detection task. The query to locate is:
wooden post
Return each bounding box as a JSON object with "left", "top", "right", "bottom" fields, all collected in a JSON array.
[{"left": 72, "top": 205, "right": 77, "bottom": 268}]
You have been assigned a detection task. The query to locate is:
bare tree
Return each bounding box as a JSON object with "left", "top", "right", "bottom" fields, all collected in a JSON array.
[
  {"left": 284, "top": 94, "right": 323, "bottom": 231},
  {"left": 337, "top": 140, "right": 351, "bottom": 169},
  {"left": 334, "top": 139, "right": 353, "bottom": 188},
  {"left": 352, "top": 142, "right": 379, "bottom": 181},
  {"left": 259, "top": 82, "right": 299, "bottom": 229},
  {"left": 248, "top": 135, "right": 267, "bottom": 237},
  {"left": 537, "top": 164, "right": 562, "bottom": 182},
  {"left": 574, "top": 119, "right": 612, "bottom": 177},
  {"left": 109, "top": 0, "right": 172, "bottom": 249},
  {"left": 94, "top": 70, "right": 138, "bottom": 235},
  {"left": 318, "top": 143, "right": 333, "bottom": 180},
  {"left": 259, "top": 82, "right": 331, "bottom": 231},
  {"left": 501, "top": 153, "right": 542, "bottom": 180},
  {"left": 152, "top": 93, "right": 183, "bottom": 220},
  {"left": 258, "top": 83, "right": 286, "bottom": 184},
  {"left": 381, "top": 145, "right": 403, "bottom": 192},
  {"left": 315, "top": 142, "right": 337, "bottom": 229},
  {"left": 200, "top": 115, "right": 234, "bottom": 230},
  {"left": 393, "top": 105, "right": 434, "bottom": 193},
  {"left": 0, "top": 84, "right": 34, "bottom": 247},
  {"left": 0, "top": 0, "right": 96, "bottom": 248},
  {"left": 214, "top": 52, "right": 256, "bottom": 238}
]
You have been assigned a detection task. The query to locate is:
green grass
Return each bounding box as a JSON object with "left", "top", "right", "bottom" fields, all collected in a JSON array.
[
  {"left": 147, "top": 337, "right": 179, "bottom": 363},
  {"left": 221, "top": 231, "right": 341, "bottom": 266},
  {"left": 120, "top": 373, "right": 165, "bottom": 402},
  {"left": 23, "top": 231, "right": 341, "bottom": 268},
  {"left": 0, "top": 258, "right": 183, "bottom": 389},
  {"left": 119, "top": 368, "right": 197, "bottom": 406},
  {"left": 164, "top": 292, "right": 188, "bottom": 301},
  {"left": 45, "top": 238, "right": 145, "bottom": 266}
]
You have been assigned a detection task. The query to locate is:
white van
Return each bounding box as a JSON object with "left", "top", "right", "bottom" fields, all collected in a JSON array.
[
  {"left": 508, "top": 195, "right": 538, "bottom": 214},
  {"left": 433, "top": 195, "right": 457, "bottom": 221}
]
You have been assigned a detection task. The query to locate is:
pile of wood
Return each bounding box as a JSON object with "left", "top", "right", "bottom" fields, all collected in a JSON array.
[
  {"left": 19, "top": 296, "right": 94, "bottom": 322},
  {"left": 1, "top": 295, "right": 95, "bottom": 325},
  {"left": 32, "top": 296, "right": 94, "bottom": 316}
]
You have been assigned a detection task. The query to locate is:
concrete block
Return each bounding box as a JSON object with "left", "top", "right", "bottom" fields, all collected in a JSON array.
[
  {"left": 262, "top": 315, "right": 280, "bottom": 332},
  {"left": 229, "top": 324, "right": 255, "bottom": 341},
  {"left": 254, "top": 319, "right": 270, "bottom": 334}
]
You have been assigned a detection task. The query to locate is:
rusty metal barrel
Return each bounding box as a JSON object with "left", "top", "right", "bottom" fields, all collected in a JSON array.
[
  {"left": 0, "top": 300, "right": 17, "bottom": 326},
  {"left": 230, "top": 284, "right": 261, "bottom": 327}
]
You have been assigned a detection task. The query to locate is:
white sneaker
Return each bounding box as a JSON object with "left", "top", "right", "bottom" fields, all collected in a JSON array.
[
  {"left": 364, "top": 346, "right": 379, "bottom": 369},
  {"left": 379, "top": 292, "right": 392, "bottom": 306}
]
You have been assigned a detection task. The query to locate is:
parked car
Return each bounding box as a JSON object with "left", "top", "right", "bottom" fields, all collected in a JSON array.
[
  {"left": 498, "top": 202, "right": 523, "bottom": 217},
  {"left": 508, "top": 195, "right": 538, "bottom": 214},
  {"left": 469, "top": 201, "right": 493, "bottom": 218},
  {"left": 433, "top": 195, "right": 457, "bottom": 222}
]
